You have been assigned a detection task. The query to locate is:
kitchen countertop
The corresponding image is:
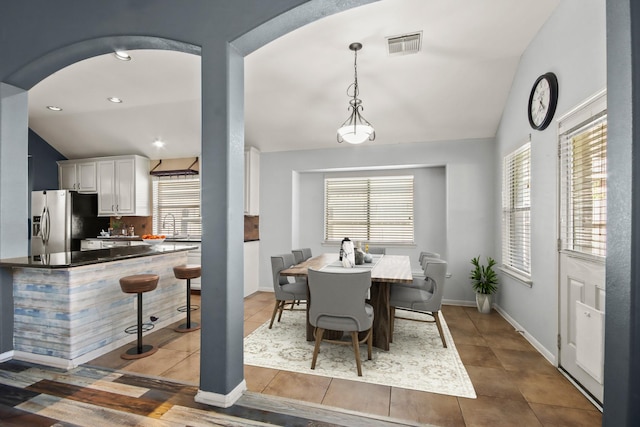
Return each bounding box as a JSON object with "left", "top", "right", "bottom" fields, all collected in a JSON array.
[
  {"left": 87, "top": 236, "right": 202, "bottom": 242},
  {"left": 0, "top": 243, "right": 198, "bottom": 269}
]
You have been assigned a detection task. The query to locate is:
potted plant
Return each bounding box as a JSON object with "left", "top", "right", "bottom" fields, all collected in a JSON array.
[{"left": 470, "top": 256, "right": 498, "bottom": 314}]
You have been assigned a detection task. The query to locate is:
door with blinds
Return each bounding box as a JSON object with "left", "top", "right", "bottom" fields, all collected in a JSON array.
[{"left": 558, "top": 91, "right": 606, "bottom": 404}]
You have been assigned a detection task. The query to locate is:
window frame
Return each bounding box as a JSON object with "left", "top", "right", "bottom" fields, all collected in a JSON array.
[
  {"left": 152, "top": 176, "right": 202, "bottom": 237},
  {"left": 323, "top": 175, "right": 415, "bottom": 245},
  {"left": 501, "top": 140, "right": 532, "bottom": 282}
]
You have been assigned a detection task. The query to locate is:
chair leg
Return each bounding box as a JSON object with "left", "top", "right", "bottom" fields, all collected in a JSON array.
[
  {"left": 390, "top": 306, "right": 395, "bottom": 343},
  {"left": 351, "top": 331, "right": 363, "bottom": 376},
  {"left": 268, "top": 300, "right": 280, "bottom": 329},
  {"left": 277, "top": 300, "right": 285, "bottom": 322},
  {"left": 367, "top": 328, "right": 373, "bottom": 360},
  {"left": 311, "top": 328, "right": 325, "bottom": 370},
  {"left": 434, "top": 311, "right": 447, "bottom": 348}
]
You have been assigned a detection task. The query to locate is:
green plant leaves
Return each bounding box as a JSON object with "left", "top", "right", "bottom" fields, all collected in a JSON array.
[{"left": 470, "top": 256, "right": 498, "bottom": 295}]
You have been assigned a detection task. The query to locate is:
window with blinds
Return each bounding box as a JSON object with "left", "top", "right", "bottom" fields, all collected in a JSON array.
[
  {"left": 152, "top": 177, "right": 202, "bottom": 237},
  {"left": 324, "top": 175, "right": 414, "bottom": 243},
  {"left": 559, "top": 112, "right": 607, "bottom": 258},
  {"left": 502, "top": 142, "right": 531, "bottom": 277}
]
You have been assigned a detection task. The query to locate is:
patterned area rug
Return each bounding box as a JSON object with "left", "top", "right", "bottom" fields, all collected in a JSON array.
[{"left": 244, "top": 309, "right": 476, "bottom": 398}]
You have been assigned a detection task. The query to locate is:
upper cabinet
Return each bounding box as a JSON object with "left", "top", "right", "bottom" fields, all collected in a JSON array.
[
  {"left": 97, "top": 155, "right": 150, "bottom": 217},
  {"left": 244, "top": 146, "right": 260, "bottom": 215},
  {"left": 58, "top": 160, "right": 97, "bottom": 193}
]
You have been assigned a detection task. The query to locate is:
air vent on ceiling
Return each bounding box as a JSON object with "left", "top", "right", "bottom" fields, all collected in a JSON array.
[{"left": 386, "top": 32, "right": 422, "bottom": 56}]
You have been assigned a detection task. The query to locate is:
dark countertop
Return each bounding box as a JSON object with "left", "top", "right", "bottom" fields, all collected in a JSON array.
[
  {"left": 0, "top": 243, "right": 198, "bottom": 269},
  {"left": 87, "top": 236, "right": 202, "bottom": 243}
]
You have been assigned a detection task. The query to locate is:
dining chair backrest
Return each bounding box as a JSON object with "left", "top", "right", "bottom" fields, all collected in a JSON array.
[
  {"left": 270, "top": 254, "right": 296, "bottom": 296},
  {"left": 418, "top": 251, "right": 440, "bottom": 265},
  {"left": 292, "top": 248, "right": 312, "bottom": 264},
  {"left": 421, "top": 258, "right": 448, "bottom": 310},
  {"left": 308, "top": 268, "right": 372, "bottom": 332}
]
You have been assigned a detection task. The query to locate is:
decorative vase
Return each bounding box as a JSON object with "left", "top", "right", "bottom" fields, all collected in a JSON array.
[
  {"left": 339, "top": 237, "right": 351, "bottom": 261},
  {"left": 355, "top": 246, "right": 365, "bottom": 265},
  {"left": 476, "top": 293, "right": 493, "bottom": 314}
]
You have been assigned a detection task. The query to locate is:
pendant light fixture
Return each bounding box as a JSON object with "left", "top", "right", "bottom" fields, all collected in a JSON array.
[{"left": 337, "top": 42, "right": 375, "bottom": 144}]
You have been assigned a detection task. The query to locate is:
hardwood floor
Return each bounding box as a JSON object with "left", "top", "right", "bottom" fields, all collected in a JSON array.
[{"left": 1, "top": 292, "right": 601, "bottom": 426}]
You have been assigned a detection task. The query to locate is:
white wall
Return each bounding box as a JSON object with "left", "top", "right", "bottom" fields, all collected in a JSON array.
[
  {"left": 259, "top": 138, "right": 496, "bottom": 303},
  {"left": 494, "top": 0, "right": 606, "bottom": 357}
]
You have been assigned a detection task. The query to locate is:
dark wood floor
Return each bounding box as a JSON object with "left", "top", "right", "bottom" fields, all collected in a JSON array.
[{"left": 0, "top": 292, "right": 602, "bottom": 426}]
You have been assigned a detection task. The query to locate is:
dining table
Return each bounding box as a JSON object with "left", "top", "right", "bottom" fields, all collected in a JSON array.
[{"left": 280, "top": 253, "right": 413, "bottom": 351}]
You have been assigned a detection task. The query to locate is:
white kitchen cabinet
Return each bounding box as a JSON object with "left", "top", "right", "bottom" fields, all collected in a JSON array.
[
  {"left": 244, "top": 146, "right": 260, "bottom": 215},
  {"left": 244, "top": 240, "right": 259, "bottom": 296},
  {"left": 97, "top": 155, "right": 150, "bottom": 217},
  {"left": 58, "top": 160, "right": 97, "bottom": 193}
]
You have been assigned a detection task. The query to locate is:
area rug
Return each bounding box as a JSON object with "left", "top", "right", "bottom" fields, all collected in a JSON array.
[{"left": 244, "top": 309, "right": 476, "bottom": 399}]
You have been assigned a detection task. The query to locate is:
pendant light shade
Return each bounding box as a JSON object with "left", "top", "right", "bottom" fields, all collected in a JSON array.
[{"left": 337, "top": 42, "right": 375, "bottom": 144}]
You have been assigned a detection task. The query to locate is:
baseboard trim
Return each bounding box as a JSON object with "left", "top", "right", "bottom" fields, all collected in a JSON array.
[
  {"left": 0, "top": 350, "right": 14, "bottom": 363},
  {"left": 443, "top": 299, "right": 475, "bottom": 307},
  {"left": 493, "top": 304, "right": 557, "bottom": 365},
  {"left": 195, "top": 380, "right": 247, "bottom": 408}
]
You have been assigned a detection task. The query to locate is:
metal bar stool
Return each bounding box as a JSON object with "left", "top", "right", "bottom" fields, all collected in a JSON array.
[
  {"left": 119, "top": 273, "right": 159, "bottom": 359},
  {"left": 173, "top": 265, "right": 201, "bottom": 332}
]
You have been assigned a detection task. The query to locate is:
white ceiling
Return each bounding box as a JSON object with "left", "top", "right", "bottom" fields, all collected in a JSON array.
[{"left": 28, "top": 0, "right": 560, "bottom": 160}]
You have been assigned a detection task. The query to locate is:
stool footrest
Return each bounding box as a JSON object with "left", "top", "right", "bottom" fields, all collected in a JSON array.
[
  {"left": 124, "top": 323, "right": 154, "bottom": 334},
  {"left": 177, "top": 304, "right": 200, "bottom": 313}
]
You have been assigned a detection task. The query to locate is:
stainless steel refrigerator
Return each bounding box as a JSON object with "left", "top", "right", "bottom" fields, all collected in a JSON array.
[{"left": 31, "top": 190, "right": 110, "bottom": 255}]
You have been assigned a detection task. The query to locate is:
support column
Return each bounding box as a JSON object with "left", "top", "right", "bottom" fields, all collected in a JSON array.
[
  {"left": 0, "top": 82, "right": 29, "bottom": 354},
  {"left": 195, "top": 42, "right": 246, "bottom": 407},
  {"left": 604, "top": 0, "right": 640, "bottom": 424}
]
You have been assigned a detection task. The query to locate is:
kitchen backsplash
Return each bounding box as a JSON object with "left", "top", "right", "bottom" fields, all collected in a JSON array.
[{"left": 110, "top": 216, "right": 152, "bottom": 236}]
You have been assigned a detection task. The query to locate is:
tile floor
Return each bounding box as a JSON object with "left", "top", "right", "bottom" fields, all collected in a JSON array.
[{"left": 88, "top": 292, "right": 602, "bottom": 426}]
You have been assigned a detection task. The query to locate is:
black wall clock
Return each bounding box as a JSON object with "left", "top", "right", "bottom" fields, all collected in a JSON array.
[{"left": 527, "top": 72, "right": 558, "bottom": 131}]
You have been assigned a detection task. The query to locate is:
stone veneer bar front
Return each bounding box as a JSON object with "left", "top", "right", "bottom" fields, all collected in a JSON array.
[{"left": 1, "top": 244, "right": 196, "bottom": 369}]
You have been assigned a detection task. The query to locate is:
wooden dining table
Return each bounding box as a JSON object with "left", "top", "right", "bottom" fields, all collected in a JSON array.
[{"left": 280, "top": 253, "right": 413, "bottom": 351}]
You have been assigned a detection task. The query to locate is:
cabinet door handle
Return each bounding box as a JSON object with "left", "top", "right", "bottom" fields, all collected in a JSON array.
[{"left": 111, "top": 205, "right": 114, "bottom": 211}]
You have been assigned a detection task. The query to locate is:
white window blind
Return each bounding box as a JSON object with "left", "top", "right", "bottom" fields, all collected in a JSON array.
[
  {"left": 324, "top": 175, "right": 414, "bottom": 243},
  {"left": 502, "top": 142, "right": 531, "bottom": 277},
  {"left": 152, "top": 177, "right": 202, "bottom": 237},
  {"left": 559, "top": 113, "right": 607, "bottom": 258}
]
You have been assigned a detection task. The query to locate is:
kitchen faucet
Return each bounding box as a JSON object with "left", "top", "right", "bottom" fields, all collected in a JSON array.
[{"left": 162, "top": 213, "right": 176, "bottom": 236}]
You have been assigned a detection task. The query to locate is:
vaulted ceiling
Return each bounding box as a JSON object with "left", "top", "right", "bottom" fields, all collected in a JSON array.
[{"left": 28, "top": 0, "right": 560, "bottom": 160}]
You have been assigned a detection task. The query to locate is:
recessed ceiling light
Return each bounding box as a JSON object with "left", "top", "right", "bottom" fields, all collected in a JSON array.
[
  {"left": 46, "top": 106, "right": 63, "bottom": 111},
  {"left": 107, "top": 97, "right": 123, "bottom": 103},
  {"left": 114, "top": 51, "right": 131, "bottom": 61},
  {"left": 153, "top": 139, "right": 165, "bottom": 148}
]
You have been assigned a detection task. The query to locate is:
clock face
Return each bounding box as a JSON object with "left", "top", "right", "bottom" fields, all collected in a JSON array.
[{"left": 528, "top": 72, "right": 558, "bottom": 130}]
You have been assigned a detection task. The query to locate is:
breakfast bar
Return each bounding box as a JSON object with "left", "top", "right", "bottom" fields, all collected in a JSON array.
[{"left": 0, "top": 243, "right": 197, "bottom": 369}]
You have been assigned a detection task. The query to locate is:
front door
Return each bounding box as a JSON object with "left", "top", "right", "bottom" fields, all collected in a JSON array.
[{"left": 557, "top": 91, "right": 607, "bottom": 405}]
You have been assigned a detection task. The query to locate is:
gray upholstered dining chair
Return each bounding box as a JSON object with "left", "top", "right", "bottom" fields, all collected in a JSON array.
[
  {"left": 291, "top": 248, "right": 312, "bottom": 264},
  {"left": 307, "top": 268, "right": 374, "bottom": 376},
  {"left": 367, "top": 247, "right": 386, "bottom": 255},
  {"left": 269, "top": 254, "right": 308, "bottom": 329},
  {"left": 390, "top": 258, "right": 448, "bottom": 348}
]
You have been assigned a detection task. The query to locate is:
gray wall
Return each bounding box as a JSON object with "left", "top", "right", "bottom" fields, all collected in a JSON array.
[
  {"left": 259, "top": 138, "right": 495, "bottom": 303},
  {"left": 494, "top": 0, "right": 606, "bottom": 358}
]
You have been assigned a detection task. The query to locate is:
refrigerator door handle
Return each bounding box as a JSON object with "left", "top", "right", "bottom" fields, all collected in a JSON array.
[{"left": 43, "top": 207, "right": 51, "bottom": 244}]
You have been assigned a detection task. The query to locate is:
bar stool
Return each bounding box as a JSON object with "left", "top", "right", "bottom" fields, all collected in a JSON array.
[
  {"left": 173, "top": 265, "right": 201, "bottom": 332},
  {"left": 119, "top": 273, "right": 159, "bottom": 359}
]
